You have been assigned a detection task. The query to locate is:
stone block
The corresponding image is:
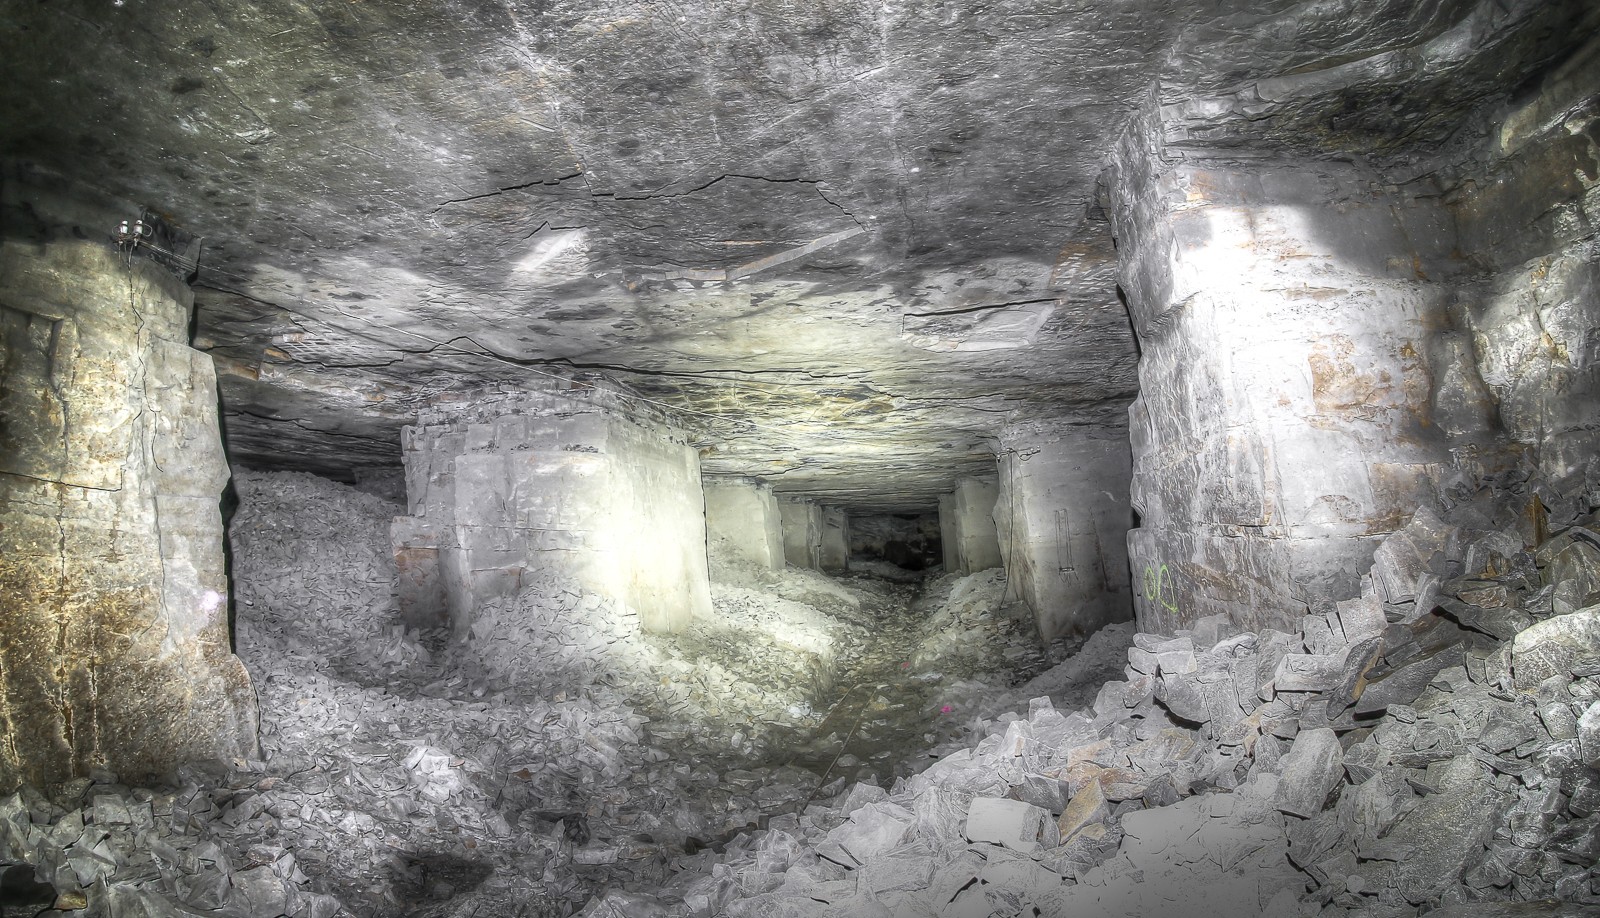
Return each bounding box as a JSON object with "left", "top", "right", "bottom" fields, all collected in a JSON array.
[
  {"left": 392, "top": 387, "right": 712, "bottom": 635},
  {"left": 939, "top": 477, "right": 1003, "bottom": 574},
  {"left": 1362, "top": 756, "right": 1511, "bottom": 904},
  {"left": 1579, "top": 701, "right": 1600, "bottom": 768},
  {"left": 819, "top": 507, "right": 849, "bottom": 573},
  {"left": 777, "top": 498, "right": 823, "bottom": 570},
  {"left": 704, "top": 478, "right": 785, "bottom": 579},
  {"left": 964, "top": 797, "right": 1050, "bottom": 853},
  {"left": 1056, "top": 780, "right": 1107, "bottom": 844},
  {"left": 1274, "top": 728, "right": 1343, "bottom": 818},
  {"left": 1512, "top": 609, "right": 1600, "bottom": 691},
  {"left": 995, "top": 427, "right": 1133, "bottom": 642}
]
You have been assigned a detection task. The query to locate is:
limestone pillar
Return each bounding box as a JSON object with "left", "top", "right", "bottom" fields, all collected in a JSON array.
[
  {"left": 938, "top": 493, "right": 960, "bottom": 572},
  {"left": 940, "top": 476, "right": 1003, "bottom": 574},
  {"left": 0, "top": 174, "right": 257, "bottom": 789},
  {"left": 1106, "top": 108, "right": 1471, "bottom": 634},
  {"left": 394, "top": 383, "right": 711, "bottom": 634},
  {"left": 704, "top": 477, "right": 784, "bottom": 580},
  {"left": 778, "top": 497, "right": 824, "bottom": 570},
  {"left": 994, "top": 428, "right": 1134, "bottom": 643},
  {"left": 819, "top": 507, "right": 850, "bottom": 573}
]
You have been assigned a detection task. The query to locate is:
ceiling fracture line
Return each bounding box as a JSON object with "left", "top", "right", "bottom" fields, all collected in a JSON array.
[{"left": 644, "top": 226, "right": 865, "bottom": 282}]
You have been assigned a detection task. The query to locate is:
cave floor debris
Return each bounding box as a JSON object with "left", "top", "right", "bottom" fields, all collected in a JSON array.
[
  {"left": 7, "top": 465, "right": 1597, "bottom": 918},
  {"left": 0, "top": 471, "right": 1061, "bottom": 918}
]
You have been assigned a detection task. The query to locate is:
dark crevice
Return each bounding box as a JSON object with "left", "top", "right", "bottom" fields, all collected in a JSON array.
[{"left": 904, "top": 296, "right": 1058, "bottom": 319}]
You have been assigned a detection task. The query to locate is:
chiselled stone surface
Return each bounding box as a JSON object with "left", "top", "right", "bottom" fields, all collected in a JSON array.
[
  {"left": 1106, "top": 28, "right": 1600, "bottom": 633},
  {"left": 995, "top": 424, "right": 1134, "bottom": 642},
  {"left": 1109, "top": 141, "right": 1472, "bottom": 633},
  {"left": 0, "top": 180, "right": 257, "bottom": 790},
  {"left": 704, "top": 477, "right": 785, "bottom": 581},
  {"left": 777, "top": 497, "right": 825, "bottom": 571},
  {"left": 939, "top": 476, "right": 1003, "bottom": 575},
  {"left": 393, "top": 381, "right": 712, "bottom": 634}
]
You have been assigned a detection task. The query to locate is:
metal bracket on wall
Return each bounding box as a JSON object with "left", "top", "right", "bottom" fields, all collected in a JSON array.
[
  {"left": 1055, "top": 507, "right": 1075, "bottom": 573},
  {"left": 112, "top": 208, "right": 201, "bottom": 279}
]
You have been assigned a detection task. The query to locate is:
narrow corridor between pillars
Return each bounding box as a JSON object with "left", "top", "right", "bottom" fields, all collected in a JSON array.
[
  {"left": 199, "top": 470, "right": 1135, "bottom": 917},
  {"left": 780, "top": 574, "right": 1053, "bottom": 788}
]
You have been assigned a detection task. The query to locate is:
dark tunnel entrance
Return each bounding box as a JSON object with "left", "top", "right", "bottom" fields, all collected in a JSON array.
[{"left": 847, "top": 511, "right": 943, "bottom": 574}]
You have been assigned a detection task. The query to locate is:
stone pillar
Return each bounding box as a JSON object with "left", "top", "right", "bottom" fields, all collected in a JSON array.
[
  {"left": 778, "top": 497, "right": 823, "bottom": 570},
  {"left": 391, "top": 517, "right": 447, "bottom": 630},
  {"left": 938, "top": 493, "right": 961, "bottom": 572},
  {"left": 394, "top": 384, "right": 711, "bottom": 635},
  {"left": 994, "top": 428, "right": 1134, "bottom": 643},
  {"left": 940, "top": 476, "right": 1003, "bottom": 574},
  {"left": 0, "top": 175, "right": 257, "bottom": 790},
  {"left": 819, "top": 507, "right": 850, "bottom": 573},
  {"left": 704, "top": 477, "right": 784, "bottom": 581},
  {"left": 1106, "top": 107, "right": 1471, "bottom": 635}
]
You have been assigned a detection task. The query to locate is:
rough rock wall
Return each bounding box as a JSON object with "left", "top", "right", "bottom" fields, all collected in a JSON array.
[
  {"left": 0, "top": 176, "right": 257, "bottom": 789},
  {"left": 1109, "top": 148, "right": 1465, "bottom": 634},
  {"left": 778, "top": 498, "right": 824, "bottom": 570},
  {"left": 704, "top": 477, "right": 785, "bottom": 581},
  {"left": 1108, "top": 55, "right": 1600, "bottom": 636},
  {"left": 1445, "top": 42, "right": 1600, "bottom": 485},
  {"left": 994, "top": 427, "right": 1134, "bottom": 643},
  {"left": 393, "top": 383, "right": 711, "bottom": 635},
  {"left": 939, "top": 476, "right": 1003, "bottom": 575}
]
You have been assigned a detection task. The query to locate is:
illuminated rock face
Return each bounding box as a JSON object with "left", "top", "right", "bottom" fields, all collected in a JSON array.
[
  {"left": 393, "top": 385, "right": 712, "bottom": 634},
  {"left": 0, "top": 184, "right": 257, "bottom": 790},
  {"left": 994, "top": 429, "right": 1135, "bottom": 643},
  {"left": 1108, "top": 151, "right": 1463, "bottom": 634},
  {"left": 704, "top": 478, "right": 785, "bottom": 581},
  {"left": 1107, "top": 69, "right": 1600, "bottom": 634}
]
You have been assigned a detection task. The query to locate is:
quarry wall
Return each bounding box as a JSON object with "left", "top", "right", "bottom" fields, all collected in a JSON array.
[{"left": 0, "top": 171, "right": 258, "bottom": 789}]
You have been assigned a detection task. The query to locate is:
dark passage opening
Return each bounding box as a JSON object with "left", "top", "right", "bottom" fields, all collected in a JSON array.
[{"left": 847, "top": 511, "right": 942, "bottom": 574}]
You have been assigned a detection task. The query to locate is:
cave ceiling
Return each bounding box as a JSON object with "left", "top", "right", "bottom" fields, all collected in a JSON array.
[{"left": 0, "top": 0, "right": 1588, "bottom": 509}]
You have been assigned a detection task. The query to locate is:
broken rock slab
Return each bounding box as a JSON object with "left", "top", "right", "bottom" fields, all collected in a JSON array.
[
  {"left": 1360, "top": 755, "right": 1511, "bottom": 905},
  {"left": 964, "top": 797, "right": 1052, "bottom": 853},
  {"left": 1055, "top": 779, "right": 1109, "bottom": 843},
  {"left": 1511, "top": 608, "right": 1600, "bottom": 691},
  {"left": 1425, "top": 904, "right": 1600, "bottom": 918},
  {"left": 1274, "top": 728, "right": 1343, "bottom": 819}
]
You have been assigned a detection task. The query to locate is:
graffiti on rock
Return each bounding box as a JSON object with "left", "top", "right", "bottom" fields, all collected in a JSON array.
[{"left": 1141, "top": 562, "right": 1179, "bottom": 615}]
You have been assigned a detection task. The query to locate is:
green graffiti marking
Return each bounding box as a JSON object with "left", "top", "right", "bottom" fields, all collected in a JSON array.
[{"left": 1141, "top": 562, "right": 1179, "bottom": 614}]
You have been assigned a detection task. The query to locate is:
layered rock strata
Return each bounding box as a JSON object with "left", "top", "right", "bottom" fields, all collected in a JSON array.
[{"left": 0, "top": 175, "right": 257, "bottom": 789}]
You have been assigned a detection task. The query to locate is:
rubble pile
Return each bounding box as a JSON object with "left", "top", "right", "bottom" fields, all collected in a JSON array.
[
  {"left": 0, "top": 472, "right": 879, "bottom": 918},
  {"left": 223, "top": 475, "right": 1097, "bottom": 915},
  {"left": 223, "top": 473, "right": 878, "bottom": 915},
  {"left": 461, "top": 571, "right": 875, "bottom": 767},
  {"left": 0, "top": 767, "right": 343, "bottom": 918},
  {"left": 909, "top": 570, "right": 1054, "bottom": 694},
  {"left": 587, "top": 466, "right": 1600, "bottom": 918},
  {"left": 229, "top": 471, "right": 429, "bottom": 682},
  {"left": 975, "top": 620, "right": 1137, "bottom": 722},
  {"left": 772, "top": 571, "right": 1068, "bottom": 793},
  {"left": 8, "top": 464, "right": 1598, "bottom": 917}
]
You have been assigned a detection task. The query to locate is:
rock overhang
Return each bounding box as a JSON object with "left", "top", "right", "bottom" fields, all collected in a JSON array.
[{"left": 0, "top": 0, "right": 1590, "bottom": 508}]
